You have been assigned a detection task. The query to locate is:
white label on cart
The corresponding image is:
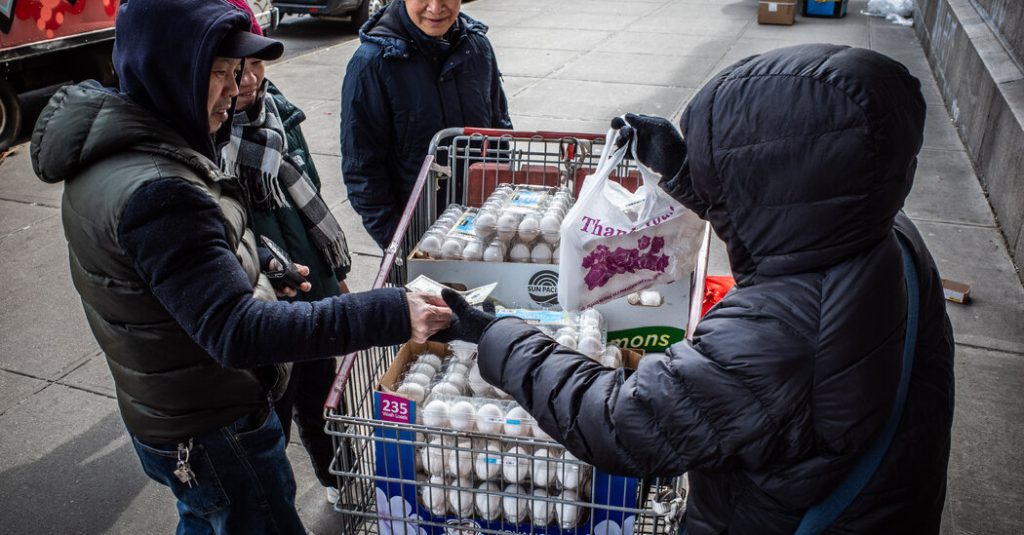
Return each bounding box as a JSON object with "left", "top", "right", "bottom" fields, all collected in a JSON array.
[
  {"left": 508, "top": 189, "right": 548, "bottom": 211},
  {"left": 452, "top": 213, "right": 477, "bottom": 235},
  {"left": 768, "top": 2, "right": 779, "bottom": 11}
]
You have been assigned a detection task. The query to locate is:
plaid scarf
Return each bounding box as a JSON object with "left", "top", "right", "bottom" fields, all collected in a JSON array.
[{"left": 222, "top": 88, "right": 351, "bottom": 275}]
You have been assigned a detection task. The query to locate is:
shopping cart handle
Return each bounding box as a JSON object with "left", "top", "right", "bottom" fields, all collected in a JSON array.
[
  {"left": 461, "top": 127, "right": 606, "bottom": 141},
  {"left": 325, "top": 352, "right": 357, "bottom": 411}
]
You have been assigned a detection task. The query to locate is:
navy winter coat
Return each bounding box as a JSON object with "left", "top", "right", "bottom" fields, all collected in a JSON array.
[
  {"left": 340, "top": 0, "right": 512, "bottom": 248},
  {"left": 477, "top": 45, "right": 955, "bottom": 534}
]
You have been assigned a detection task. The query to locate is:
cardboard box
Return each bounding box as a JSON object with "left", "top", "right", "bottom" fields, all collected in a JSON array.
[
  {"left": 372, "top": 341, "right": 644, "bottom": 535},
  {"left": 941, "top": 278, "right": 971, "bottom": 304},
  {"left": 408, "top": 257, "right": 692, "bottom": 353},
  {"left": 759, "top": 1, "right": 796, "bottom": 25}
]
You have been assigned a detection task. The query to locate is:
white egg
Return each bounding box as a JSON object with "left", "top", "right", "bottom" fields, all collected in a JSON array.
[
  {"left": 446, "top": 440, "right": 474, "bottom": 478},
  {"left": 422, "top": 399, "right": 450, "bottom": 428},
  {"left": 580, "top": 309, "right": 604, "bottom": 329},
  {"left": 556, "top": 451, "right": 587, "bottom": 491},
  {"left": 407, "top": 362, "right": 437, "bottom": 377},
  {"left": 578, "top": 336, "right": 604, "bottom": 359},
  {"left": 517, "top": 214, "right": 541, "bottom": 243},
  {"left": 640, "top": 289, "right": 664, "bottom": 306},
  {"left": 601, "top": 345, "right": 624, "bottom": 368},
  {"left": 508, "top": 242, "right": 531, "bottom": 263},
  {"left": 502, "top": 484, "right": 529, "bottom": 524},
  {"left": 626, "top": 292, "right": 642, "bottom": 305},
  {"left": 396, "top": 382, "right": 426, "bottom": 404},
  {"left": 556, "top": 334, "right": 577, "bottom": 349},
  {"left": 448, "top": 478, "right": 476, "bottom": 517},
  {"left": 554, "top": 490, "right": 581, "bottom": 528},
  {"left": 420, "top": 438, "right": 449, "bottom": 477},
  {"left": 497, "top": 213, "right": 520, "bottom": 241},
  {"left": 448, "top": 400, "right": 477, "bottom": 432},
  {"left": 431, "top": 381, "right": 462, "bottom": 398},
  {"left": 447, "top": 362, "right": 470, "bottom": 376},
  {"left": 534, "top": 424, "right": 554, "bottom": 442},
  {"left": 441, "top": 238, "right": 464, "bottom": 260},
  {"left": 502, "top": 446, "right": 531, "bottom": 484},
  {"left": 474, "top": 211, "right": 497, "bottom": 238},
  {"left": 483, "top": 242, "right": 505, "bottom": 262},
  {"left": 419, "top": 233, "right": 443, "bottom": 258},
  {"left": 476, "top": 403, "right": 505, "bottom": 434},
  {"left": 421, "top": 475, "right": 447, "bottom": 516},
  {"left": 531, "top": 489, "right": 553, "bottom": 526},
  {"left": 474, "top": 443, "right": 502, "bottom": 481},
  {"left": 467, "top": 363, "right": 493, "bottom": 397},
  {"left": 504, "top": 405, "right": 533, "bottom": 437},
  {"left": 404, "top": 372, "right": 433, "bottom": 387},
  {"left": 531, "top": 448, "right": 553, "bottom": 487},
  {"left": 553, "top": 244, "right": 560, "bottom": 263},
  {"left": 540, "top": 213, "right": 561, "bottom": 242},
  {"left": 530, "top": 241, "right": 552, "bottom": 264},
  {"left": 417, "top": 353, "right": 443, "bottom": 372},
  {"left": 462, "top": 239, "right": 484, "bottom": 261},
  {"left": 443, "top": 372, "right": 467, "bottom": 392},
  {"left": 475, "top": 482, "right": 503, "bottom": 521}
]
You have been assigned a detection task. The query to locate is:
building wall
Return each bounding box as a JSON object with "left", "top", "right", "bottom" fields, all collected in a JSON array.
[{"left": 914, "top": 0, "right": 1024, "bottom": 285}]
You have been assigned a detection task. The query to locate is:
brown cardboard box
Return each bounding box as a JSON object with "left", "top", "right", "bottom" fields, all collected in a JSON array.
[
  {"left": 758, "top": 1, "right": 796, "bottom": 25},
  {"left": 941, "top": 278, "right": 971, "bottom": 304}
]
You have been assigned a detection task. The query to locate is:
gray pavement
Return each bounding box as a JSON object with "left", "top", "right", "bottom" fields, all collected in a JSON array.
[{"left": 1, "top": 0, "right": 1022, "bottom": 533}]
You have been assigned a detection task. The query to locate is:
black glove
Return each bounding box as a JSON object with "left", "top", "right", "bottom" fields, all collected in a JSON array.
[
  {"left": 429, "top": 289, "right": 497, "bottom": 344},
  {"left": 611, "top": 113, "right": 687, "bottom": 182}
]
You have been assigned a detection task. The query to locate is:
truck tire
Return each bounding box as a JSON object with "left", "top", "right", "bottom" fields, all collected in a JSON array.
[{"left": 0, "top": 81, "right": 21, "bottom": 152}]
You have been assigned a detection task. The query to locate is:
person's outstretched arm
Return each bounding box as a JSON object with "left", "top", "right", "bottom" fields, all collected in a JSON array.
[{"left": 119, "top": 178, "right": 449, "bottom": 368}]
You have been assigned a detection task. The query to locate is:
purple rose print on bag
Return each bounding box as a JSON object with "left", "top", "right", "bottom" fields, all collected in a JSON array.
[{"left": 581, "top": 235, "right": 670, "bottom": 290}]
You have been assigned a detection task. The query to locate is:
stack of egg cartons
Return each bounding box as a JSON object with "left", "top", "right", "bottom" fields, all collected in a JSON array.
[
  {"left": 415, "top": 185, "right": 574, "bottom": 264},
  {"left": 411, "top": 341, "right": 593, "bottom": 528}
]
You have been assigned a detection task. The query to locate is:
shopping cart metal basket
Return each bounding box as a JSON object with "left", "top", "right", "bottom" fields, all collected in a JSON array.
[{"left": 324, "top": 128, "right": 698, "bottom": 534}]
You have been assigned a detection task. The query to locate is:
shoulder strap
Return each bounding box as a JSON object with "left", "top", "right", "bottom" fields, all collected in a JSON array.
[{"left": 795, "top": 236, "right": 920, "bottom": 534}]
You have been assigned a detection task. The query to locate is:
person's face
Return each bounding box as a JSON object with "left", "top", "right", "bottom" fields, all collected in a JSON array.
[
  {"left": 208, "top": 57, "right": 241, "bottom": 133},
  {"left": 235, "top": 58, "right": 266, "bottom": 112},
  {"left": 404, "top": 0, "right": 461, "bottom": 38}
]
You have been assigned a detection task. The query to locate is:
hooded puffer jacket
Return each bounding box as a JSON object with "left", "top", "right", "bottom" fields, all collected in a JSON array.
[
  {"left": 476, "top": 44, "right": 955, "bottom": 534},
  {"left": 340, "top": 0, "right": 512, "bottom": 248},
  {"left": 31, "top": 0, "right": 412, "bottom": 444}
]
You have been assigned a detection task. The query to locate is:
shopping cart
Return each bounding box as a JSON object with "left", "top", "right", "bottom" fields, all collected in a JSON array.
[{"left": 324, "top": 128, "right": 694, "bottom": 534}]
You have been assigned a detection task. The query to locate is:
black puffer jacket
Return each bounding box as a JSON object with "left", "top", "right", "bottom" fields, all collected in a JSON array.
[{"left": 477, "top": 44, "right": 955, "bottom": 534}]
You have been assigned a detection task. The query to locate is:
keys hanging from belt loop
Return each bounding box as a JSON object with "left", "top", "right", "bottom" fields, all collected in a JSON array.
[{"left": 173, "top": 439, "right": 197, "bottom": 488}]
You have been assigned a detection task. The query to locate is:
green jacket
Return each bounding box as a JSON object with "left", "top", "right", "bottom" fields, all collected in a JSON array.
[{"left": 250, "top": 81, "right": 345, "bottom": 302}]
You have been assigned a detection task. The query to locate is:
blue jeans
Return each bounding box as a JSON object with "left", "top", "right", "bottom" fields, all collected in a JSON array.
[{"left": 131, "top": 408, "right": 307, "bottom": 535}]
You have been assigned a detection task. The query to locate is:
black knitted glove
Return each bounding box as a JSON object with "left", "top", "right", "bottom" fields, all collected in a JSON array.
[
  {"left": 429, "top": 289, "right": 496, "bottom": 344},
  {"left": 611, "top": 113, "right": 687, "bottom": 182}
]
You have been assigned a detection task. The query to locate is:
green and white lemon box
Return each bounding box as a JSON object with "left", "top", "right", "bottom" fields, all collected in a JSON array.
[{"left": 407, "top": 255, "right": 698, "bottom": 352}]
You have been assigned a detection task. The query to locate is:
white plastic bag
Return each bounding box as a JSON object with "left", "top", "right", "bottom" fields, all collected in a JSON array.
[
  {"left": 557, "top": 128, "right": 704, "bottom": 310},
  {"left": 863, "top": 0, "right": 914, "bottom": 26}
]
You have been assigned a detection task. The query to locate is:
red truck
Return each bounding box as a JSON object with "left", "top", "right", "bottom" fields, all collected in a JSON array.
[{"left": 1, "top": 0, "right": 120, "bottom": 151}]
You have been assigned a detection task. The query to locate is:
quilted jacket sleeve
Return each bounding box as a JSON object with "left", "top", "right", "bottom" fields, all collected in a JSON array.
[{"left": 476, "top": 311, "right": 813, "bottom": 478}]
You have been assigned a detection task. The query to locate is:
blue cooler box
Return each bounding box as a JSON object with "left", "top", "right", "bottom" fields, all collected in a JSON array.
[{"left": 802, "top": 0, "right": 847, "bottom": 17}]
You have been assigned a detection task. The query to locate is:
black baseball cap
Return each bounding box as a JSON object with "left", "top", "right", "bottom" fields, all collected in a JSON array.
[{"left": 217, "top": 29, "right": 284, "bottom": 60}]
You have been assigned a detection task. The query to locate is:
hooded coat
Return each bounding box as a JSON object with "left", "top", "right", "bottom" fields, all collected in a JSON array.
[
  {"left": 476, "top": 44, "right": 955, "bottom": 533},
  {"left": 340, "top": 0, "right": 512, "bottom": 248},
  {"left": 30, "top": 0, "right": 411, "bottom": 444}
]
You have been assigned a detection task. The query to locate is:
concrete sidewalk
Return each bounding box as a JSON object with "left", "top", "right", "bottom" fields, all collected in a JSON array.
[{"left": 1, "top": 0, "right": 1021, "bottom": 533}]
